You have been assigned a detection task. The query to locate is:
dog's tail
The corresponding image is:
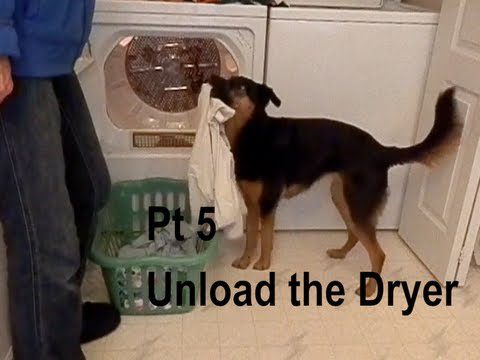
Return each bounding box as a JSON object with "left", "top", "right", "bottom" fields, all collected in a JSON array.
[{"left": 381, "top": 87, "right": 462, "bottom": 168}]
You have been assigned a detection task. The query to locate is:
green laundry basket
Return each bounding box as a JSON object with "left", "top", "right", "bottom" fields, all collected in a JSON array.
[{"left": 89, "top": 177, "right": 219, "bottom": 316}]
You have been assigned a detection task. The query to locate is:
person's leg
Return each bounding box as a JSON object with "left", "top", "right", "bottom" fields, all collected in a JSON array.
[
  {"left": 52, "top": 73, "right": 120, "bottom": 343},
  {"left": 52, "top": 73, "right": 110, "bottom": 287},
  {"left": 0, "top": 78, "right": 85, "bottom": 360}
]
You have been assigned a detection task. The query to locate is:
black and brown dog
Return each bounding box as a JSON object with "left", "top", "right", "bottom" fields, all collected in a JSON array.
[{"left": 208, "top": 74, "right": 461, "bottom": 297}]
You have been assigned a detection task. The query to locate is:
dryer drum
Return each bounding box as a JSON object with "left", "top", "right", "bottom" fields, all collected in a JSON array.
[{"left": 124, "top": 36, "right": 221, "bottom": 113}]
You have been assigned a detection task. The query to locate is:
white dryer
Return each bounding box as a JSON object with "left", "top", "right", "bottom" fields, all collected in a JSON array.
[
  {"left": 76, "top": 0, "right": 267, "bottom": 182},
  {"left": 265, "top": 0, "right": 440, "bottom": 230}
]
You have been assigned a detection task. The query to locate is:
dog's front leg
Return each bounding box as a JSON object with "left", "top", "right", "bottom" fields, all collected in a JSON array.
[
  {"left": 232, "top": 205, "right": 259, "bottom": 269},
  {"left": 254, "top": 211, "right": 275, "bottom": 270}
]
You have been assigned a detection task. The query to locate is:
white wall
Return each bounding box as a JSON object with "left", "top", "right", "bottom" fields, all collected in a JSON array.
[{"left": 0, "top": 225, "right": 11, "bottom": 360}]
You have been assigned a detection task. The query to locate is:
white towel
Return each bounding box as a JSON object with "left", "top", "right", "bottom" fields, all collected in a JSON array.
[{"left": 188, "top": 83, "right": 246, "bottom": 240}]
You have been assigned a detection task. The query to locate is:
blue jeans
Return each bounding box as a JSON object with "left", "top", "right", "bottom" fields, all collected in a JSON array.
[{"left": 0, "top": 74, "right": 111, "bottom": 360}]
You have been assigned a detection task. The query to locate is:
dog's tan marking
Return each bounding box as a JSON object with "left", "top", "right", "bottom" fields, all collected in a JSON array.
[
  {"left": 421, "top": 123, "right": 463, "bottom": 168},
  {"left": 232, "top": 180, "right": 263, "bottom": 269},
  {"left": 326, "top": 232, "right": 358, "bottom": 260},
  {"left": 254, "top": 211, "right": 275, "bottom": 270},
  {"left": 352, "top": 223, "right": 385, "bottom": 298},
  {"left": 283, "top": 184, "right": 307, "bottom": 199}
]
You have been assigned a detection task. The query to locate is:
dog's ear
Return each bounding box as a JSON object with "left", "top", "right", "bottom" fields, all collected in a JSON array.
[
  {"left": 258, "top": 84, "right": 281, "bottom": 108},
  {"left": 208, "top": 74, "right": 224, "bottom": 87},
  {"left": 208, "top": 74, "right": 227, "bottom": 101}
]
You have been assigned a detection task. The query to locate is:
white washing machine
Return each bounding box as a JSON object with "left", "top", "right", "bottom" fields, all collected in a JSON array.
[
  {"left": 265, "top": 0, "right": 440, "bottom": 230},
  {"left": 76, "top": 0, "right": 267, "bottom": 182}
]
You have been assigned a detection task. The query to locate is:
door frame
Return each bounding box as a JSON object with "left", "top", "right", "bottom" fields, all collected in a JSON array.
[{"left": 457, "top": 176, "right": 480, "bottom": 284}]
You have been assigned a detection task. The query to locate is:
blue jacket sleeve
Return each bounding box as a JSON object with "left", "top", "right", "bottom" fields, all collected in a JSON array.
[{"left": 0, "top": 0, "right": 19, "bottom": 57}]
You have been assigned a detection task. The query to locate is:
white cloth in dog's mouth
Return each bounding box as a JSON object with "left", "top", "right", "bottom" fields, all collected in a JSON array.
[{"left": 187, "top": 83, "right": 246, "bottom": 240}]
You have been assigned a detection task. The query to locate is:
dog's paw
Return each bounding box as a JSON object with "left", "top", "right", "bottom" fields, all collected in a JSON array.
[
  {"left": 232, "top": 256, "right": 251, "bottom": 269},
  {"left": 253, "top": 257, "right": 270, "bottom": 271},
  {"left": 326, "top": 249, "right": 346, "bottom": 259},
  {"left": 355, "top": 283, "right": 376, "bottom": 298}
]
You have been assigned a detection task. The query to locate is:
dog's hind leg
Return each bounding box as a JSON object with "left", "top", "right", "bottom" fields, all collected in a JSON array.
[
  {"left": 327, "top": 174, "right": 359, "bottom": 259},
  {"left": 233, "top": 181, "right": 263, "bottom": 269},
  {"left": 343, "top": 171, "right": 388, "bottom": 298},
  {"left": 351, "top": 222, "right": 385, "bottom": 297}
]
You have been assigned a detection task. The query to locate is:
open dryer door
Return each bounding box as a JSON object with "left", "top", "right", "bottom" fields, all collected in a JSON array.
[{"left": 399, "top": 0, "right": 480, "bottom": 286}]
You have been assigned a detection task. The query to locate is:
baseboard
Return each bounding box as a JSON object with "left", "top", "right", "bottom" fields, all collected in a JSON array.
[{"left": 3, "top": 346, "right": 12, "bottom": 360}]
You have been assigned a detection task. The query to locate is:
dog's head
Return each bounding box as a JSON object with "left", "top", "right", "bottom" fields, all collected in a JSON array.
[{"left": 208, "top": 75, "right": 281, "bottom": 113}]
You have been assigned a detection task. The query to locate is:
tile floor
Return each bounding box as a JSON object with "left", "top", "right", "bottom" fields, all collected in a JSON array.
[{"left": 81, "top": 231, "right": 480, "bottom": 360}]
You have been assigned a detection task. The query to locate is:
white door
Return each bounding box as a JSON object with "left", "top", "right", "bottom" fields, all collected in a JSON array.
[{"left": 399, "top": 0, "right": 480, "bottom": 286}]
